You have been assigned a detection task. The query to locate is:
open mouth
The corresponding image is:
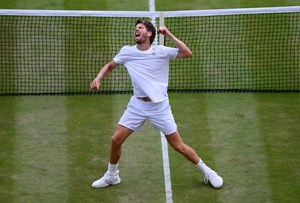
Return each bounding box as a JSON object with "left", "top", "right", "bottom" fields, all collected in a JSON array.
[
  {"left": 135, "top": 33, "right": 141, "bottom": 38},
  {"left": 134, "top": 31, "right": 143, "bottom": 43}
]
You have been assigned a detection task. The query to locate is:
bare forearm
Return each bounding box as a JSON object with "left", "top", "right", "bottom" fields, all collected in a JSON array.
[
  {"left": 90, "top": 60, "right": 118, "bottom": 90},
  {"left": 168, "top": 34, "right": 192, "bottom": 58},
  {"left": 158, "top": 26, "right": 192, "bottom": 58},
  {"left": 96, "top": 61, "right": 118, "bottom": 80},
  {"left": 96, "top": 64, "right": 112, "bottom": 81}
]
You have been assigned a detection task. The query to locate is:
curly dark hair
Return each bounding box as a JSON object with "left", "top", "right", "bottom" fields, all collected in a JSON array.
[{"left": 135, "top": 19, "right": 156, "bottom": 44}]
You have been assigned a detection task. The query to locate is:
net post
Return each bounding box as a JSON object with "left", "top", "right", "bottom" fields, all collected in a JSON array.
[{"left": 159, "top": 12, "right": 165, "bottom": 45}]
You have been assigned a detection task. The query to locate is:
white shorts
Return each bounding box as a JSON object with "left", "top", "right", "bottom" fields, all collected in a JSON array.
[{"left": 118, "top": 96, "right": 177, "bottom": 135}]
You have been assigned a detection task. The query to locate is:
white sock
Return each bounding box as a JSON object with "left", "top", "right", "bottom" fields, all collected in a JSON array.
[
  {"left": 196, "top": 160, "right": 212, "bottom": 174},
  {"left": 107, "top": 163, "right": 118, "bottom": 175}
]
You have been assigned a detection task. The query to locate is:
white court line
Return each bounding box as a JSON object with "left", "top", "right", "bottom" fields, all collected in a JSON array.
[
  {"left": 160, "top": 132, "right": 173, "bottom": 203},
  {"left": 149, "top": 1, "right": 173, "bottom": 202},
  {"left": 149, "top": 0, "right": 156, "bottom": 12}
]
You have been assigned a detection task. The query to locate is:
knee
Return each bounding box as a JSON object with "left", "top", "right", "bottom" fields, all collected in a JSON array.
[
  {"left": 171, "top": 143, "right": 187, "bottom": 154},
  {"left": 110, "top": 127, "right": 131, "bottom": 147},
  {"left": 111, "top": 135, "right": 123, "bottom": 147}
]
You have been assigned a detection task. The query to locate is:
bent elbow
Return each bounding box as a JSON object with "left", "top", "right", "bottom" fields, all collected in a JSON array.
[
  {"left": 177, "top": 49, "right": 192, "bottom": 58},
  {"left": 187, "top": 50, "right": 192, "bottom": 58},
  {"left": 183, "top": 50, "right": 192, "bottom": 58}
]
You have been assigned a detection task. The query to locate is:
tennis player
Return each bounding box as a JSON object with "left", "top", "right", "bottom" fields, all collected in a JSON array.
[{"left": 90, "top": 19, "right": 223, "bottom": 189}]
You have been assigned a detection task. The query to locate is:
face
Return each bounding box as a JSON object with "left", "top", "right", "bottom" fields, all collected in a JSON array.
[{"left": 134, "top": 23, "right": 151, "bottom": 44}]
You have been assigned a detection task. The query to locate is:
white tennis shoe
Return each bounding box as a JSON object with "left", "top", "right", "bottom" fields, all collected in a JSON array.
[
  {"left": 91, "top": 170, "right": 121, "bottom": 188},
  {"left": 204, "top": 170, "right": 223, "bottom": 189}
]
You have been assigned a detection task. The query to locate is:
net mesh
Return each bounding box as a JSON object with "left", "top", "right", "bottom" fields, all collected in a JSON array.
[
  {"left": 166, "top": 12, "right": 300, "bottom": 92},
  {"left": 0, "top": 8, "right": 299, "bottom": 96}
]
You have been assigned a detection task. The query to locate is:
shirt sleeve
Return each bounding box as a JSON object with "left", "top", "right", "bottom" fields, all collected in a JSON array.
[
  {"left": 168, "top": 47, "right": 179, "bottom": 59},
  {"left": 113, "top": 46, "right": 130, "bottom": 65},
  {"left": 158, "top": 45, "right": 179, "bottom": 59}
]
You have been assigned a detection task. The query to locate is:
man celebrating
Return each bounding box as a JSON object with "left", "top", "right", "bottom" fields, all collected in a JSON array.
[{"left": 90, "top": 19, "right": 223, "bottom": 189}]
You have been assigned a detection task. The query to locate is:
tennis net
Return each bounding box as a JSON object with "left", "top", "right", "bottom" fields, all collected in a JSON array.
[{"left": 0, "top": 7, "right": 299, "bottom": 95}]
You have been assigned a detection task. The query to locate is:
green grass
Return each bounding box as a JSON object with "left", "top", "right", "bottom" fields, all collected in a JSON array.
[
  {"left": 0, "top": 0, "right": 149, "bottom": 10},
  {"left": 0, "top": 95, "right": 166, "bottom": 202},
  {"left": 0, "top": 94, "right": 299, "bottom": 202},
  {"left": 156, "top": 0, "right": 300, "bottom": 10},
  {"left": 168, "top": 93, "right": 300, "bottom": 202},
  {"left": 0, "top": 0, "right": 300, "bottom": 202},
  {"left": 1, "top": 0, "right": 300, "bottom": 10}
]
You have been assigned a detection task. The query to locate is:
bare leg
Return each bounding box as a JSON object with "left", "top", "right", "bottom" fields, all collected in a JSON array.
[
  {"left": 109, "top": 124, "right": 133, "bottom": 164},
  {"left": 165, "top": 131, "right": 201, "bottom": 164},
  {"left": 165, "top": 130, "right": 223, "bottom": 188}
]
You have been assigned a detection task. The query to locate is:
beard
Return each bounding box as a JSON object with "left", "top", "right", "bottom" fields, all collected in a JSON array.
[
  {"left": 134, "top": 37, "right": 146, "bottom": 44},
  {"left": 134, "top": 32, "right": 147, "bottom": 44}
]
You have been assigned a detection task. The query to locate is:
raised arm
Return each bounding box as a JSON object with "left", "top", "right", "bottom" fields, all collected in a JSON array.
[
  {"left": 90, "top": 60, "right": 119, "bottom": 91},
  {"left": 157, "top": 26, "right": 192, "bottom": 58}
]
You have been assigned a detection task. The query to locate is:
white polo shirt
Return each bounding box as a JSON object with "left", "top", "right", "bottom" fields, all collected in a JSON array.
[{"left": 113, "top": 45, "right": 179, "bottom": 103}]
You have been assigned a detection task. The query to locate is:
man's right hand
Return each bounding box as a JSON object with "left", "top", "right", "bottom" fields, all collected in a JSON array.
[{"left": 90, "top": 79, "right": 100, "bottom": 91}]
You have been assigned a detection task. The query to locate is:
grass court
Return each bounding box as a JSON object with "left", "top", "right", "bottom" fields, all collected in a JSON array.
[{"left": 0, "top": 0, "right": 300, "bottom": 202}]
